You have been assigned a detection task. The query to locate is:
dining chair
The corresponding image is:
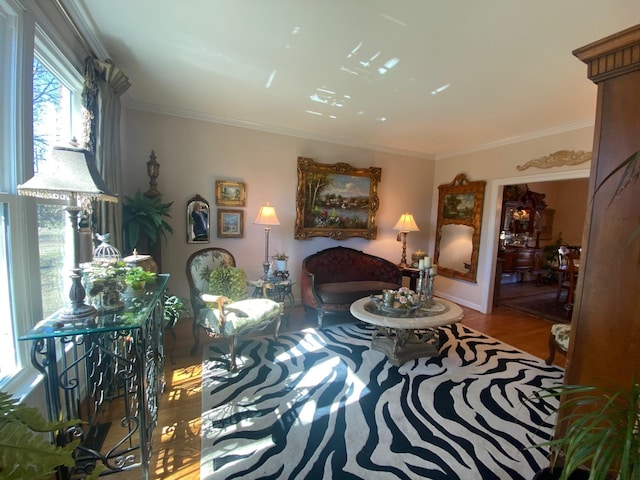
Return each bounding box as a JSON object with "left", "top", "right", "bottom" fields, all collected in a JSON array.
[
  {"left": 563, "top": 251, "right": 580, "bottom": 318},
  {"left": 555, "top": 245, "right": 570, "bottom": 303}
]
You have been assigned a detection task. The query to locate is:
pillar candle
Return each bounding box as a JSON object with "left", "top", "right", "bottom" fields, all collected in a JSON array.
[
  {"left": 424, "top": 256, "right": 432, "bottom": 268},
  {"left": 418, "top": 259, "right": 425, "bottom": 270},
  {"left": 431, "top": 265, "right": 438, "bottom": 276}
]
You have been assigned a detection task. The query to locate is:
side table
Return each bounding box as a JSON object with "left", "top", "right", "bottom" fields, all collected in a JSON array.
[
  {"left": 249, "top": 279, "right": 295, "bottom": 323},
  {"left": 399, "top": 266, "right": 421, "bottom": 290}
]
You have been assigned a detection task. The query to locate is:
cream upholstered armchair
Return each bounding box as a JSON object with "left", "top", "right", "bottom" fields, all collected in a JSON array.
[
  {"left": 185, "top": 248, "right": 282, "bottom": 371},
  {"left": 545, "top": 323, "right": 571, "bottom": 365}
]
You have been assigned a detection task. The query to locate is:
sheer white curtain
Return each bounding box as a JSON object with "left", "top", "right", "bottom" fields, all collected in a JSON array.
[{"left": 82, "top": 57, "right": 131, "bottom": 251}]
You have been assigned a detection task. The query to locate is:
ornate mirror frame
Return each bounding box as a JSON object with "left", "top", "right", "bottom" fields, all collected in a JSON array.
[
  {"left": 187, "top": 194, "right": 210, "bottom": 243},
  {"left": 434, "top": 174, "right": 486, "bottom": 283}
]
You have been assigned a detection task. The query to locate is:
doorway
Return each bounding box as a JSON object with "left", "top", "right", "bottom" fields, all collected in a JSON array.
[{"left": 482, "top": 169, "right": 590, "bottom": 314}]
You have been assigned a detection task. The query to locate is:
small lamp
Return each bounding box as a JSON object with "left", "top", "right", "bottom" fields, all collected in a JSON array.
[
  {"left": 393, "top": 213, "right": 420, "bottom": 267},
  {"left": 18, "top": 146, "right": 118, "bottom": 323},
  {"left": 254, "top": 202, "right": 280, "bottom": 279}
]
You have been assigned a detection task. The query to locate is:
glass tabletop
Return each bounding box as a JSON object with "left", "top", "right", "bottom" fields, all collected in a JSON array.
[{"left": 20, "top": 274, "right": 169, "bottom": 340}]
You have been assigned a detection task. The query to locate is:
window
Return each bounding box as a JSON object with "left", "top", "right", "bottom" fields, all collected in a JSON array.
[
  {"left": 0, "top": 0, "right": 83, "bottom": 385},
  {"left": 33, "top": 57, "right": 78, "bottom": 317}
]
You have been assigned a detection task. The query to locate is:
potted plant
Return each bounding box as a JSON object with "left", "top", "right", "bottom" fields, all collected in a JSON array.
[
  {"left": 530, "top": 379, "right": 639, "bottom": 480},
  {"left": 124, "top": 266, "right": 157, "bottom": 296},
  {"left": 271, "top": 252, "right": 289, "bottom": 272},
  {"left": 0, "top": 390, "right": 101, "bottom": 479},
  {"left": 122, "top": 189, "right": 174, "bottom": 253},
  {"left": 163, "top": 294, "right": 187, "bottom": 330},
  {"left": 83, "top": 261, "right": 129, "bottom": 312}
]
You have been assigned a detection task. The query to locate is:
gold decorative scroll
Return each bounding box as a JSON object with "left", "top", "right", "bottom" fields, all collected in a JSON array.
[{"left": 516, "top": 150, "right": 591, "bottom": 171}]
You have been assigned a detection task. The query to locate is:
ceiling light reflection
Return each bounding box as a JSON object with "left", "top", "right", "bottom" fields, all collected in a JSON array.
[
  {"left": 265, "top": 70, "right": 277, "bottom": 89},
  {"left": 431, "top": 83, "right": 450, "bottom": 95}
]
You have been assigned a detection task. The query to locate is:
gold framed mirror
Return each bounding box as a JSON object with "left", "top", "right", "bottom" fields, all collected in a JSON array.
[
  {"left": 434, "top": 174, "right": 486, "bottom": 283},
  {"left": 187, "top": 194, "right": 210, "bottom": 243}
]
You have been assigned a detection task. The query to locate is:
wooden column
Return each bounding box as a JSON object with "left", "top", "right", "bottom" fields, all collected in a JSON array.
[{"left": 566, "top": 25, "right": 640, "bottom": 388}]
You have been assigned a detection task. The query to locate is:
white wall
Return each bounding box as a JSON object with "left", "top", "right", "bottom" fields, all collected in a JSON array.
[
  {"left": 121, "top": 109, "right": 594, "bottom": 314},
  {"left": 431, "top": 127, "right": 593, "bottom": 313},
  {"left": 121, "top": 109, "right": 435, "bottom": 302}
]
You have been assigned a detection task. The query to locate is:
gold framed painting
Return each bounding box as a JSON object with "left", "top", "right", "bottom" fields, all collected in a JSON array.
[
  {"left": 217, "top": 209, "right": 244, "bottom": 238},
  {"left": 215, "top": 180, "right": 246, "bottom": 207},
  {"left": 294, "top": 157, "right": 381, "bottom": 240}
]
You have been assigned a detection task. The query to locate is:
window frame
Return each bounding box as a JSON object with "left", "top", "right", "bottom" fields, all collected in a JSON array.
[{"left": 0, "top": 0, "right": 85, "bottom": 394}]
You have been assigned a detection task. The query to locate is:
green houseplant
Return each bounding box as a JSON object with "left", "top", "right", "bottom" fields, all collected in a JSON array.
[
  {"left": 531, "top": 380, "right": 639, "bottom": 480},
  {"left": 122, "top": 189, "right": 174, "bottom": 253},
  {"left": 209, "top": 266, "right": 248, "bottom": 302},
  {"left": 124, "top": 266, "right": 156, "bottom": 292},
  {"left": 0, "top": 390, "right": 101, "bottom": 479},
  {"left": 271, "top": 252, "right": 289, "bottom": 272},
  {"left": 163, "top": 294, "right": 187, "bottom": 329}
]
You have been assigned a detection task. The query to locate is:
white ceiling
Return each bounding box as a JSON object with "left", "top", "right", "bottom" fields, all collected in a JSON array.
[{"left": 66, "top": 1, "right": 640, "bottom": 159}]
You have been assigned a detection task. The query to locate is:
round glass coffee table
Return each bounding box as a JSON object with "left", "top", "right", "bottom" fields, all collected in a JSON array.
[{"left": 350, "top": 296, "right": 464, "bottom": 366}]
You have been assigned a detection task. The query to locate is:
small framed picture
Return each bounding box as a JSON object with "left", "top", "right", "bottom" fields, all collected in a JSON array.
[
  {"left": 217, "top": 209, "right": 244, "bottom": 238},
  {"left": 215, "top": 180, "right": 246, "bottom": 207}
]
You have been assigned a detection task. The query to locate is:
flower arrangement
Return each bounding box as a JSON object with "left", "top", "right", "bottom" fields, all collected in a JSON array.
[{"left": 384, "top": 287, "right": 420, "bottom": 309}]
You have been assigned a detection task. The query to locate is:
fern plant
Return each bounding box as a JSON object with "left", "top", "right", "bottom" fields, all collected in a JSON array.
[
  {"left": 0, "top": 391, "right": 101, "bottom": 479},
  {"left": 122, "top": 189, "right": 174, "bottom": 252}
]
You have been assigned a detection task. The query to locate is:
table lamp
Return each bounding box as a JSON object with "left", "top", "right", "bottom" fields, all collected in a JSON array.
[
  {"left": 254, "top": 202, "right": 280, "bottom": 279},
  {"left": 393, "top": 213, "right": 419, "bottom": 267},
  {"left": 18, "top": 146, "right": 118, "bottom": 323}
]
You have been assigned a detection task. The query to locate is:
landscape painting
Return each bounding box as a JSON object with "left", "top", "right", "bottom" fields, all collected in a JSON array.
[{"left": 295, "top": 157, "right": 381, "bottom": 240}]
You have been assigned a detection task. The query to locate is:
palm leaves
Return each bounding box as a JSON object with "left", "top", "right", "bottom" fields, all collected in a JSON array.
[
  {"left": 594, "top": 148, "right": 640, "bottom": 246},
  {"left": 122, "top": 190, "right": 173, "bottom": 251},
  {"left": 531, "top": 381, "right": 640, "bottom": 480}
]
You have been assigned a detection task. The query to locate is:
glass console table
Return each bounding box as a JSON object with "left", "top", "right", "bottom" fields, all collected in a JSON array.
[{"left": 19, "top": 274, "right": 169, "bottom": 480}]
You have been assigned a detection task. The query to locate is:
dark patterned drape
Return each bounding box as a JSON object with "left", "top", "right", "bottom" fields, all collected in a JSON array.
[{"left": 82, "top": 57, "right": 131, "bottom": 251}]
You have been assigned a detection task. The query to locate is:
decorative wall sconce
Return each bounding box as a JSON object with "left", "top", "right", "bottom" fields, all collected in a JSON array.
[{"left": 145, "top": 150, "right": 161, "bottom": 198}]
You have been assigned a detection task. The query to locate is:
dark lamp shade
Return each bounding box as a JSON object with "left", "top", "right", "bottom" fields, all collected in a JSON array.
[{"left": 17, "top": 146, "right": 118, "bottom": 203}]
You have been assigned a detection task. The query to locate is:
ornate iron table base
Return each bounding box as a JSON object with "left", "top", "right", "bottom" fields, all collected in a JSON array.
[{"left": 371, "top": 327, "right": 440, "bottom": 366}]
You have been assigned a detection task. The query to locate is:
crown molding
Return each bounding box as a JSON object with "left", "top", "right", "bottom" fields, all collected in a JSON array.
[
  {"left": 126, "top": 99, "right": 437, "bottom": 161},
  {"left": 435, "top": 119, "right": 595, "bottom": 160}
]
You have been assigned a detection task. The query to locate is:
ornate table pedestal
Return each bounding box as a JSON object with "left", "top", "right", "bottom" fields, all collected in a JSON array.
[{"left": 350, "top": 296, "right": 464, "bottom": 366}]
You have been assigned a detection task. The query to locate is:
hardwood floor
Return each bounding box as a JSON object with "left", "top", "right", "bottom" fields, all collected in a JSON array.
[{"left": 114, "top": 292, "right": 565, "bottom": 479}]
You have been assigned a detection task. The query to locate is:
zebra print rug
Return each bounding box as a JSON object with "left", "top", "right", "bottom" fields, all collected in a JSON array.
[{"left": 201, "top": 322, "right": 563, "bottom": 480}]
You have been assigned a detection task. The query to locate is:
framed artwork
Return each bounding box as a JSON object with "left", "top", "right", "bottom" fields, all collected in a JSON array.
[
  {"left": 215, "top": 180, "right": 246, "bottom": 207},
  {"left": 294, "top": 157, "right": 381, "bottom": 240},
  {"left": 217, "top": 209, "right": 244, "bottom": 238},
  {"left": 433, "top": 173, "right": 486, "bottom": 283}
]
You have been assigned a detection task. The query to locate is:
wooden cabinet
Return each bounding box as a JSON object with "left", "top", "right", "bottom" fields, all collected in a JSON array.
[
  {"left": 501, "top": 185, "right": 547, "bottom": 247},
  {"left": 500, "top": 246, "right": 544, "bottom": 280}
]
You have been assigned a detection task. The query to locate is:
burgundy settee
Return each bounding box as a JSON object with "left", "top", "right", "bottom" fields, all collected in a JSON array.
[{"left": 301, "top": 246, "right": 402, "bottom": 327}]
